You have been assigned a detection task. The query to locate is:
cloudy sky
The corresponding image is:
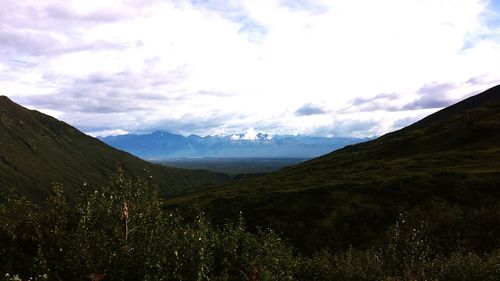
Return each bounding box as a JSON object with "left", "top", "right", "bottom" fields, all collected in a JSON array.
[{"left": 1, "top": 0, "right": 499, "bottom": 138}]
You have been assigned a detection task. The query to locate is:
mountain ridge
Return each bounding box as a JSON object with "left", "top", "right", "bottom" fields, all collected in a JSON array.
[
  {"left": 166, "top": 84, "right": 500, "bottom": 252},
  {"left": 99, "top": 130, "right": 367, "bottom": 159},
  {"left": 0, "top": 96, "right": 231, "bottom": 200}
]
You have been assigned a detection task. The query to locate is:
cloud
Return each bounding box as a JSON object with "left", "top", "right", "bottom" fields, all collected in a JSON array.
[
  {"left": 1, "top": 0, "right": 500, "bottom": 138},
  {"left": 402, "top": 83, "right": 457, "bottom": 110},
  {"left": 20, "top": 92, "right": 147, "bottom": 114},
  {"left": 310, "top": 119, "right": 380, "bottom": 138},
  {"left": 86, "top": 129, "right": 130, "bottom": 138},
  {"left": 187, "top": 0, "right": 268, "bottom": 41},
  {"left": 279, "top": 0, "right": 329, "bottom": 14},
  {"left": 18, "top": 66, "right": 192, "bottom": 115},
  {"left": 0, "top": 1, "right": 134, "bottom": 28},
  {"left": 295, "top": 103, "right": 328, "bottom": 116},
  {"left": 351, "top": 93, "right": 399, "bottom": 106},
  {"left": 342, "top": 93, "right": 401, "bottom": 113},
  {"left": 465, "top": 74, "right": 500, "bottom": 88},
  {"left": 0, "top": 29, "right": 59, "bottom": 56},
  {"left": 0, "top": 0, "right": 133, "bottom": 62},
  {"left": 391, "top": 116, "right": 421, "bottom": 129},
  {"left": 0, "top": 29, "right": 127, "bottom": 57},
  {"left": 44, "top": 2, "right": 134, "bottom": 23}
]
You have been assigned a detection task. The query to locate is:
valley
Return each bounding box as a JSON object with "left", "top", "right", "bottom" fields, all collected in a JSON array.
[{"left": 154, "top": 157, "right": 308, "bottom": 175}]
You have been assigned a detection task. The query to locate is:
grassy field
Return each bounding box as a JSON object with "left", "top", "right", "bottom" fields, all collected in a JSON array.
[{"left": 154, "top": 157, "right": 308, "bottom": 175}]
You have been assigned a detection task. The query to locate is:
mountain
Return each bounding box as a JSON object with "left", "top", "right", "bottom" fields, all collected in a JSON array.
[
  {"left": 99, "top": 131, "right": 366, "bottom": 159},
  {"left": 167, "top": 85, "right": 500, "bottom": 253},
  {"left": 0, "top": 96, "right": 230, "bottom": 201}
]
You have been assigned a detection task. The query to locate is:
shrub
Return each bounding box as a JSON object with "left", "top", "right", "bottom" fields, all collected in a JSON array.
[{"left": 1, "top": 175, "right": 499, "bottom": 280}]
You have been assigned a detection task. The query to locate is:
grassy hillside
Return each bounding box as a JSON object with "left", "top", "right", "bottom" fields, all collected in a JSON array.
[
  {"left": 0, "top": 96, "right": 230, "bottom": 201},
  {"left": 166, "top": 85, "right": 500, "bottom": 253}
]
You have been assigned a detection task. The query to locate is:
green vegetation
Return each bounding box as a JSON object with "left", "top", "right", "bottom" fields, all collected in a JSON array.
[
  {"left": 166, "top": 85, "right": 500, "bottom": 254},
  {"left": 0, "top": 96, "right": 230, "bottom": 201},
  {"left": 155, "top": 158, "right": 308, "bottom": 176},
  {"left": 1, "top": 173, "right": 498, "bottom": 280}
]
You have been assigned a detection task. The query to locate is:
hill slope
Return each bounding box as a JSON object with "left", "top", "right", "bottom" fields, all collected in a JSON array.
[
  {"left": 167, "top": 85, "right": 500, "bottom": 253},
  {"left": 0, "top": 96, "right": 230, "bottom": 200}
]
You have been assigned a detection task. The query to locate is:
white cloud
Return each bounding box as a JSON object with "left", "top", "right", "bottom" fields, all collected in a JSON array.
[
  {"left": 86, "top": 129, "right": 131, "bottom": 138},
  {"left": 1, "top": 0, "right": 499, "bottom": 137}
]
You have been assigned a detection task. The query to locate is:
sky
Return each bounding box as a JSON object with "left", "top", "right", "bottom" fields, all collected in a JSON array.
[{"left": 1, "top": 0, "right": 499, "bottom": 138}]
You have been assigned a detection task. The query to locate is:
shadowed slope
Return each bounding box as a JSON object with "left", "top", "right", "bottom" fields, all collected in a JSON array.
[
  {"left": 167, "top": 85, "right": 500, "bottom": 253},
  {"left": 0, "top": 96, "right": 230, "bottom": 201}
]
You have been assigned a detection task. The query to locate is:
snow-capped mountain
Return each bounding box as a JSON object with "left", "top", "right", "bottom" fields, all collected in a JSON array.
[
  {"left": 229, "top": 129, "right": 272, "bottom": 141},
  {"left": 98, "top": 131, "right": 368, "bottom": 159}
]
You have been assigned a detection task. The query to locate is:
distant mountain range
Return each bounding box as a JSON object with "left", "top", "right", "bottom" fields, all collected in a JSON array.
[
  {"left": 0, "top": 96, "right": 230, "bottom": 200},
  {"left": 99, "top": 131, "right": 367, "bottom": 159}
]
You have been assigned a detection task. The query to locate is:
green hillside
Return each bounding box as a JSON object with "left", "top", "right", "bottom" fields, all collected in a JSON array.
[
  {"left": 167, "top": 85, "right": 500, "bottom": 253},
  {"left": 0, "top": 96, "right": 230, "bottom": 201}
]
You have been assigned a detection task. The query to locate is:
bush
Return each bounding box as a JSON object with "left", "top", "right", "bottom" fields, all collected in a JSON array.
[{"left": 0, "top": 174, "right": 499, "bottom": 280}]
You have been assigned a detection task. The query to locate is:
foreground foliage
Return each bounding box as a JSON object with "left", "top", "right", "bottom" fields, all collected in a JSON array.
[{"left": 1, "top": 174, "right": 498, "bottom": 281}]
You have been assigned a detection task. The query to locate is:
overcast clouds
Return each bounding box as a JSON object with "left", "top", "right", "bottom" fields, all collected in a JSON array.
[{"left": 1, "top": 0, "right": 499, "bottom": 137}]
